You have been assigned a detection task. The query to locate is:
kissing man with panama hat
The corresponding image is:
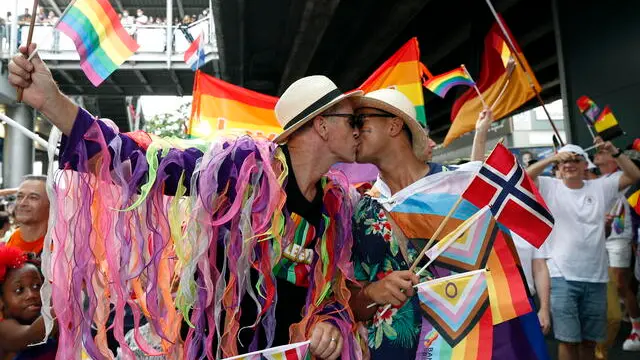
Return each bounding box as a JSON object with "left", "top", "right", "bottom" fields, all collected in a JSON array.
[{"left": 8, "top": 42, "right": 364, "bottom": 360}]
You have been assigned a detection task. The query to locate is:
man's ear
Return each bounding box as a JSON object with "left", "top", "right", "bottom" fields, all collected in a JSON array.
[
  {"left": 388, "top": 117, "right": 404, "bottom": 137},
  {"left": 312, "top": 116, "right": 329, "bottom": 141}
]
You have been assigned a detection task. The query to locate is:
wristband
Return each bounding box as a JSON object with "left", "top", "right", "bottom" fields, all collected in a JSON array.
[{"left": 612, "top": 150, "right": 622, "bottom": 158}]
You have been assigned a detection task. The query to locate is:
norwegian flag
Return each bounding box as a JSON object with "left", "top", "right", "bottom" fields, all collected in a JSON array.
[
  {"left": 183, "top": 32, "right": 205, "bottom": 71},
  {"left": 461, "top": 143, "right": 553, "bottom": 248}
]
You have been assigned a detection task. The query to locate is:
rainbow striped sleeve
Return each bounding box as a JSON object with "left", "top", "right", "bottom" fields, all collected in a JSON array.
[
  {"left": 425, "top": 67, "right": 475, "bottom": 98},
  {"left": 56, "top": 0, "right": 139, "bottom": 86}
]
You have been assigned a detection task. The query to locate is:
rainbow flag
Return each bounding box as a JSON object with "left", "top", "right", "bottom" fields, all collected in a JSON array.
[
  {"left": 594, "top": 106, "right": 624, "bottom": 141},
  {"left": 576, "top": 95, "right": 601, "bottom": 126},
  {"left": 188, "top": 71, "right": 282, "bottom": 140},
  {"left": 415, "top": 270, "right": 493, "bottom": 360},
  {"left": 358, "top": 37, "right": 430, "bottom": 126},
  {"left": 55, "top": 0, "right": 139, "bottom": 86},
  {"left": 425, "top": 66, "right": 475, "bottom": 98},
  {"left": 222, "top": 341, "right": 311, "bottom": 360},
  {"left": 486, "top": 231, "right": 531, "bottom": 324},
  {"left": 424, "top": 206, "right": 497, "bottom": 273}
]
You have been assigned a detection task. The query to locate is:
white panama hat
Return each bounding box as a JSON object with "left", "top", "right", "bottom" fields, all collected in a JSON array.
[{"left": 273, "top": 75, "right": 363, "bottom": 144}]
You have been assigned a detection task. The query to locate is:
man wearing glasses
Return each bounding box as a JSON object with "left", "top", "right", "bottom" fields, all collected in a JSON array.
[
  {"left": 348, "top": 89, "right": 495, "bottom": 359},
  {"left": 9, "top": 44, "right": 363, "bottom": 359},
  {"left": 527, "top": 143, "right": 640, "bottom": 360}
]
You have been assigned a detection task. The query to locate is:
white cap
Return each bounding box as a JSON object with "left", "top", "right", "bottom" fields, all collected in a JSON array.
[{"left": 558, "top": 144, "right": 596, "bottom": 169}]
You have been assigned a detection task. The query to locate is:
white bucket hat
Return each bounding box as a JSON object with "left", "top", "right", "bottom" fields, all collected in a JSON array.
[
  {"left": 273, "top": 75, "right": 363, "bottom": 144},
  {"left": 558, "top": 144, "right": 597, "bottom": 169},
  {"left": 354, "top": 88, "right": 429, "bottom": 161}
]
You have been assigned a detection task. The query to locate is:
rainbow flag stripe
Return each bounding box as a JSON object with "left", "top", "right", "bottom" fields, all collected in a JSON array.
[
  {"left": 188, "top": 71, "right": 281, "bottom": 139},
  {"left": 425, "top": 67, "right": 475, "bottom": 98},
  {"left": 359, "top": 37, "right": 429, "bottom": 126},
  {"left": 56, "top": 0, "right": 139, "bottom": 86}
]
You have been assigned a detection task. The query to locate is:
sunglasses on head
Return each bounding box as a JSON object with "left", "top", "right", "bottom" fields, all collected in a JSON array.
[{"left": 322, "top": 113, "right": 396, "bottom": 129}]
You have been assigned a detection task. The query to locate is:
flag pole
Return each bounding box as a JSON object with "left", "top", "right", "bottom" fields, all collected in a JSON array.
[
  {"left": 16, "top": 0, "right": 39, "bottom": 103},
  {"left": 461, "top": 64, "right": 488, "bottom": 109},
  {"left": 483, "top": 0, "right": 565, "bottom": 146}
]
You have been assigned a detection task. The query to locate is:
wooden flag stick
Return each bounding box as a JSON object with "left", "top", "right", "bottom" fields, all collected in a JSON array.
[
  {"left": 17, "top": 0, "right": 39, "bottom": 103},
  {"left": 461, "top": 64, "right": 488, "bottom": 109},
  {"left": 483, "top": 0, "right": 564, "bottom": 147},
  {"left": 583, "top": 142, "right": 604, "bottom": 152}
]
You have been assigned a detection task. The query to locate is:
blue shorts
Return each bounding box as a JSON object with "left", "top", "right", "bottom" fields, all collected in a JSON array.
[{"left": 550, "top": 277, "right": 607, "bottom": 343}]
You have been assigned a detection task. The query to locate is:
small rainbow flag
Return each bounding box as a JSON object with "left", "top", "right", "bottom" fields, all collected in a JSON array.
[
  {"left": 594, "top": 106, "right": 624, "bottom": 141},
  {"left": 424, "top": 66, "right": 475, "bottom": 98},
  {"left": 576, "top": 95, "right": 601, "bottom": 126},
  {"left": 358, "top": 37, "right": 430, "bottom": 126},
  {"left": 486, "top": 231, "right": 531, "bottom": 324},
  {"left": 56, "top": 0, "right": 139, "bottom": 86}
]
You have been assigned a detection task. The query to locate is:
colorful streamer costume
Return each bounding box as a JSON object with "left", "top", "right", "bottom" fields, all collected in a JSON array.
[{"left": 44, "top": 108, "right": 361, "bottom": 359}]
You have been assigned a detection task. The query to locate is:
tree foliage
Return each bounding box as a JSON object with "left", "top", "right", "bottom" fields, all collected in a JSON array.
[{"left": 143, "top": 102, "right": 192, "bottom": 139}]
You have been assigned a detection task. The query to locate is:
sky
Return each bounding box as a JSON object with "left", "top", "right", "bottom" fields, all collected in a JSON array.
[{"left": 140, "top": 96, "right": 192, "bottom": 118}]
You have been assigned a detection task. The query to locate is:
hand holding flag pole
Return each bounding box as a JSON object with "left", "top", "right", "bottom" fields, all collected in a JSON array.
[{"left": 16, "top": 0, "right": 39, "bottom": 103}]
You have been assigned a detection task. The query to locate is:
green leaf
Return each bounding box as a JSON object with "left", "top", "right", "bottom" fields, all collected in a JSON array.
[{"left": 382, "top": 322, "right": 398, "bottom": 340}]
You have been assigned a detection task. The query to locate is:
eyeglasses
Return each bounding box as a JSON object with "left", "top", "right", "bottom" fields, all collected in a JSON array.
[
  {"left": 321, "top": 113, "right": 362, "bottom": 129},
  {"left": 323, "top": 113, "right": 400, "bottom": 129}
]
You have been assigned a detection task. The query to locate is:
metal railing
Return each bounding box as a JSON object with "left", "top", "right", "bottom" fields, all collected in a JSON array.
[{"left": 0, "top": 18, "right": 216, "bottom": 61}]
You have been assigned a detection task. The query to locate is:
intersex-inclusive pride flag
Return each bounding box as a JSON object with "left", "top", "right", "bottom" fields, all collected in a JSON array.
[
  {"left": 188, "top": 71, "right": 282, "bottom": 140},
  {"left": 55, "top": 0, "right": 139, "bottom": 86},
  {"left": 445, "top": 16, "right": 540, "bottom": 145},
  {"left": 415, "top": 269, "right": 493, "bottom": 360},
  {"left": 424, "top": 206, "right": 497, "bottom": 273},
  {"left": 222, "top": 341, "right": 311, "bottom": 360},
  {"left": 424, "top": 66, "right": 475, "bottom": 98},
  {"left": 358, "top": 37, "right": 430, "bottom": 127}
]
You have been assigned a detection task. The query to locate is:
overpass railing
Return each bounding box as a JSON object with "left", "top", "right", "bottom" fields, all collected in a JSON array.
[{"left": 0, "top": 18, "right": 217, "bottom": 64}]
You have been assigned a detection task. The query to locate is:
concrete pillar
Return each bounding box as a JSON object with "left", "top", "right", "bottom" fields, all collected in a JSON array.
[{"left": 3, "top": 104, "right": 34, "bottom": 187}]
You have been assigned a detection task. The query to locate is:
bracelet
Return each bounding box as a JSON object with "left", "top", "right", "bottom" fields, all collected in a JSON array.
[{"left": 612, "top": 150, "right": 622, "bottom": 158}]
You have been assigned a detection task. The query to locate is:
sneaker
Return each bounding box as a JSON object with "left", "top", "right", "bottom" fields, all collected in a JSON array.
[{"left": 623, "top": 332, "right": 640, "bottom": 351}]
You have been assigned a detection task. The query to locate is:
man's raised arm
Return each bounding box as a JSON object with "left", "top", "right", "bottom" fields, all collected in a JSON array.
[{"left": 8, "top": 43, "right": 78, "bottom": 135}]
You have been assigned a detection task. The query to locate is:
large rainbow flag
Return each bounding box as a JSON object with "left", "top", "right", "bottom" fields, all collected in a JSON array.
[
  {"left": 188, "top": 71, "right": 282, "bottom": 140},
  {"left": 55, "top": 0, "right": 139, "bottom": 86},
  {"left": 358, "top": 37, "right": 430, "bottom": 127}
]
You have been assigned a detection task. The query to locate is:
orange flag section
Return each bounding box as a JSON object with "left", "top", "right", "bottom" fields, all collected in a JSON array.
[
  {"left": 358, "top": 37, "right": 428, "bottom": 126},
  {"left": 188, "top": 71, "right": 282, "bottom": 140},
  {"left": 445, "top": 20, "right": 541, "bottom": 146}
]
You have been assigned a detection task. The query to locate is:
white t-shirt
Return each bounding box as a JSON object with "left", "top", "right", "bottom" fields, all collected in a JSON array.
[
  {"left": 513, "top": 233, "right": 548, "bottom": 295},
  {"left": 537, "top": 173, "right": 622, "bottom": 283}
]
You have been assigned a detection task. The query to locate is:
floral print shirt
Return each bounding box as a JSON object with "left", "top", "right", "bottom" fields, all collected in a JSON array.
[{"left": 352, "top": 196, "right": 433, "bottom": 360}]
